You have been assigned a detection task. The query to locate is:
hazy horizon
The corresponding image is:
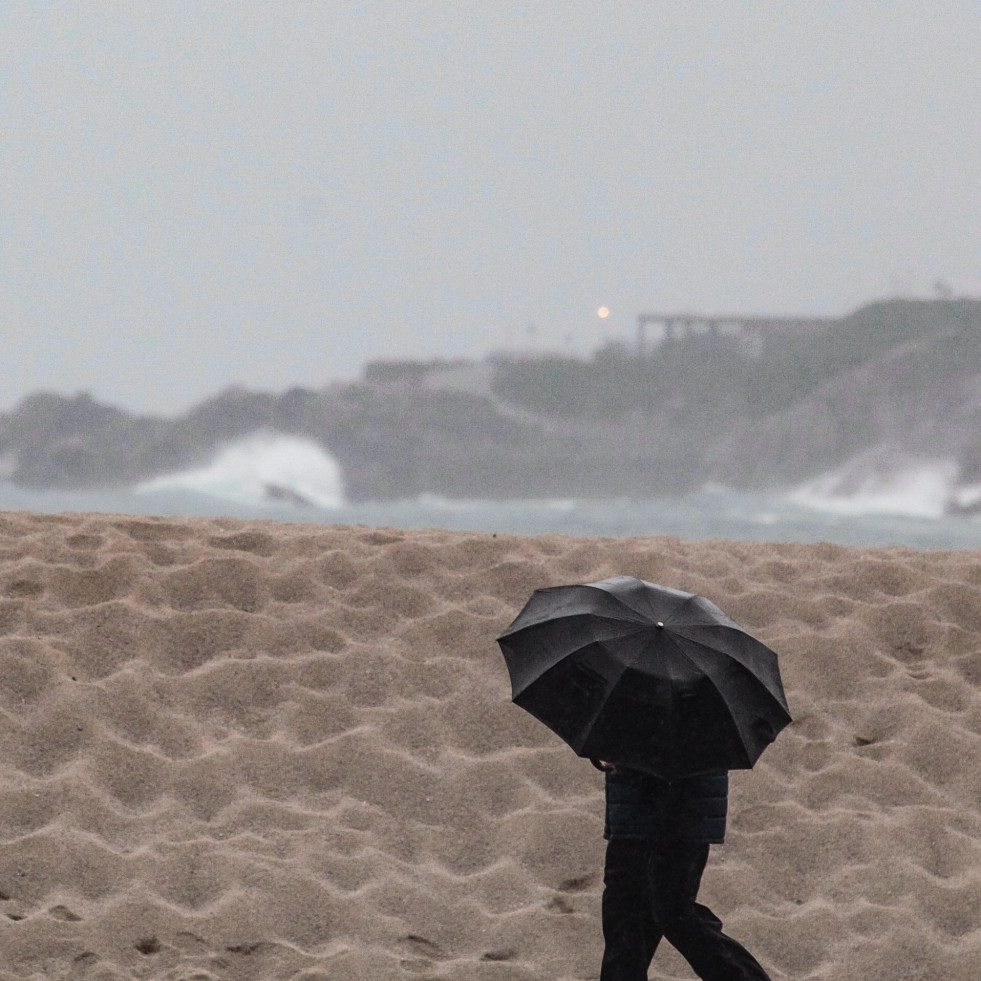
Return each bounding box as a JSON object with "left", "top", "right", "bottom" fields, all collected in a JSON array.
[{"left": 4, "top": 2, "right": 980, "bottom": 414}]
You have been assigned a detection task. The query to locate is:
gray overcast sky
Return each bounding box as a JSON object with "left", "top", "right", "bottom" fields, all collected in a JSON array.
[{"left": 3, "top": 1, "right": 980, "bottom": 414}]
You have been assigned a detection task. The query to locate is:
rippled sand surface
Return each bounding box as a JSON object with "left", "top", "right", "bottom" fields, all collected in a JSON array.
[{"left": 0, "top": 511, "right": 978, "bottom": 980}]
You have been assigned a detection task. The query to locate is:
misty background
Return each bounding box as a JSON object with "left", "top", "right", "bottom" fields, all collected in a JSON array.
[{"left": 4, "top": 1, "right": 980, "bottom": 416}]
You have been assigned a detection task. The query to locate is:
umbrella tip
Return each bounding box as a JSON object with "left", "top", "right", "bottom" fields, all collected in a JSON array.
[{"left": 656, "top": 621, "right": 664, "bottom": 629}]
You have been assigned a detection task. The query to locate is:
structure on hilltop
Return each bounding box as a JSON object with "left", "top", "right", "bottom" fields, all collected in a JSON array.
[{"left": 635, "top": 312, "right": 836, "bottom": 357}]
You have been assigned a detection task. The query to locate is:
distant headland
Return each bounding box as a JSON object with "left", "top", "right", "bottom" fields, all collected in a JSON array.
[{"left": 3, "top": 298, "right": 981, "bottom": 511}]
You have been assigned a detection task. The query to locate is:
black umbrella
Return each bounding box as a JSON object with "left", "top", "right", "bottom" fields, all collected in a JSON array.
[{"left": 497, "top": 575, "right": 792, "bottom": 780}]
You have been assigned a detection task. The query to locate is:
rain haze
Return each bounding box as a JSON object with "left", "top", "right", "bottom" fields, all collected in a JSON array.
[{"left": 3, "top": 1, "right": 980, "bottom": 415}]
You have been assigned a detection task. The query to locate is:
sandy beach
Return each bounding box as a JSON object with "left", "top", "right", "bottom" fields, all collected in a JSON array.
[{"left": 0, "top": 510, "right": 978, "bottom": 980}]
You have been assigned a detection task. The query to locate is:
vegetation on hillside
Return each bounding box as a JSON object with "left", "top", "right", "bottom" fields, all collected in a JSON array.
[{"left": 491, "top": 299, "right": 981, "bottom": 423}]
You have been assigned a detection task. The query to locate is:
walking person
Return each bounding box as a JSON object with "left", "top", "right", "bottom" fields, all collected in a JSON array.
[
  {"left": 497, "top": 576, "right": 790, "bottom": 980},
  {"left": 595, "top": 759, "right": 773, "bottom": 981}
]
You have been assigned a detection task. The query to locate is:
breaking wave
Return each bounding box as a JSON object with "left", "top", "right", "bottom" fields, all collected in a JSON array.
[
  {"left": 786, "top": 457, "right": 960, "bottom": 520},
  {"left": 136, "top": 430, "right": 345, "bottom": 509},
  {"left": 2, "top": 437, "right": 981, "bottom": 548}
]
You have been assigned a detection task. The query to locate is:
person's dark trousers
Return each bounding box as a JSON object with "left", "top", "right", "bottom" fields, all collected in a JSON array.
[{"left": 600, "top": 838, "right": 772, "bottom": 981}]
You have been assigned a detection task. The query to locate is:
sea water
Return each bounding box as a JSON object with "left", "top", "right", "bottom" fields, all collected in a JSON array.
[
  {"left": 3, "top": 482, "right": 981, "bottom": 549},
  {"left": 2, "top": 433, "right": 981, "bottom": 549}
]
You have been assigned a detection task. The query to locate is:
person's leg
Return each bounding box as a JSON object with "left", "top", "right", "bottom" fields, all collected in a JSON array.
[
  {"left": 650, "top": 843, "right": 773, "bottom": 981},
  {"left": 600, "top": 839, "right": 662, "bottom": 981}
]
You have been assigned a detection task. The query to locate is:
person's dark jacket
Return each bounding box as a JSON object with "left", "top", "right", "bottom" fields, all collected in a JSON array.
[{"left": 602, "top": 767, "right": 728, "bottom": 843}]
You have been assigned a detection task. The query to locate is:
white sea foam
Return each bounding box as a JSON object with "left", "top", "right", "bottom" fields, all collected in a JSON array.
[
  {"left": 136, "top": 430, "right": 345, "bottom": 508},
  {"left": 786, "top": 456, "right": 958, "bottom": 519},
  {"left": 3, "top": 480, "right": 981, "bottom": 547},
  {"left": 951, "top": 483, "right": 981, "bottom": 511}
]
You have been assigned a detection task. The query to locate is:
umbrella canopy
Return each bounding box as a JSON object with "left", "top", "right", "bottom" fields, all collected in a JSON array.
[{"left": 497, "top": 575, "right": 792, "bottom": 780}]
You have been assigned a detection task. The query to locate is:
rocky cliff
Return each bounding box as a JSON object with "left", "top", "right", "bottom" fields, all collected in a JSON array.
[{"left": 3, "top": 298, "right": 980, "bottom": 504}]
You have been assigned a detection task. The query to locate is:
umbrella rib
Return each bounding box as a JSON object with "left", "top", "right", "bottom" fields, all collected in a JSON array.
[
  {"left": 665, "top": 639, "right": 757, "bottom": 769},
  {"left": 499, "top": 609, "right": 648, "bottom": 640},
  {"left": 670, "top": 626, "right": 791, "bottom": 715},
  {"left": 516, "top": 648, "right": 631, "bottom": 753},
  {"left": 582, "top": 579, "right": 691, "bottom": 622},
  {"left": 575, "top": 661, "right": 631, "bottom": 754},
  {"left": 504, "top": 618, "right": 653, "bottom": 701},
  {"left": 583, "top": 582, "right": 654, "bottom": 620},
  {"left": 678, "top": 638, "right": 790, "bottom": 758}
]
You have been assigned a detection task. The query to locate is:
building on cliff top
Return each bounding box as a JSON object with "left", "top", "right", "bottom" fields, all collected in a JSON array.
[{"left": 636, "top": 312, "right": 836, "bottom": 357}]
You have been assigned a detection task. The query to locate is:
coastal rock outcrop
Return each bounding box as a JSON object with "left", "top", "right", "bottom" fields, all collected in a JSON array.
[{"left": 2, "top": 298, "right": 980, "bottom": 504}]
